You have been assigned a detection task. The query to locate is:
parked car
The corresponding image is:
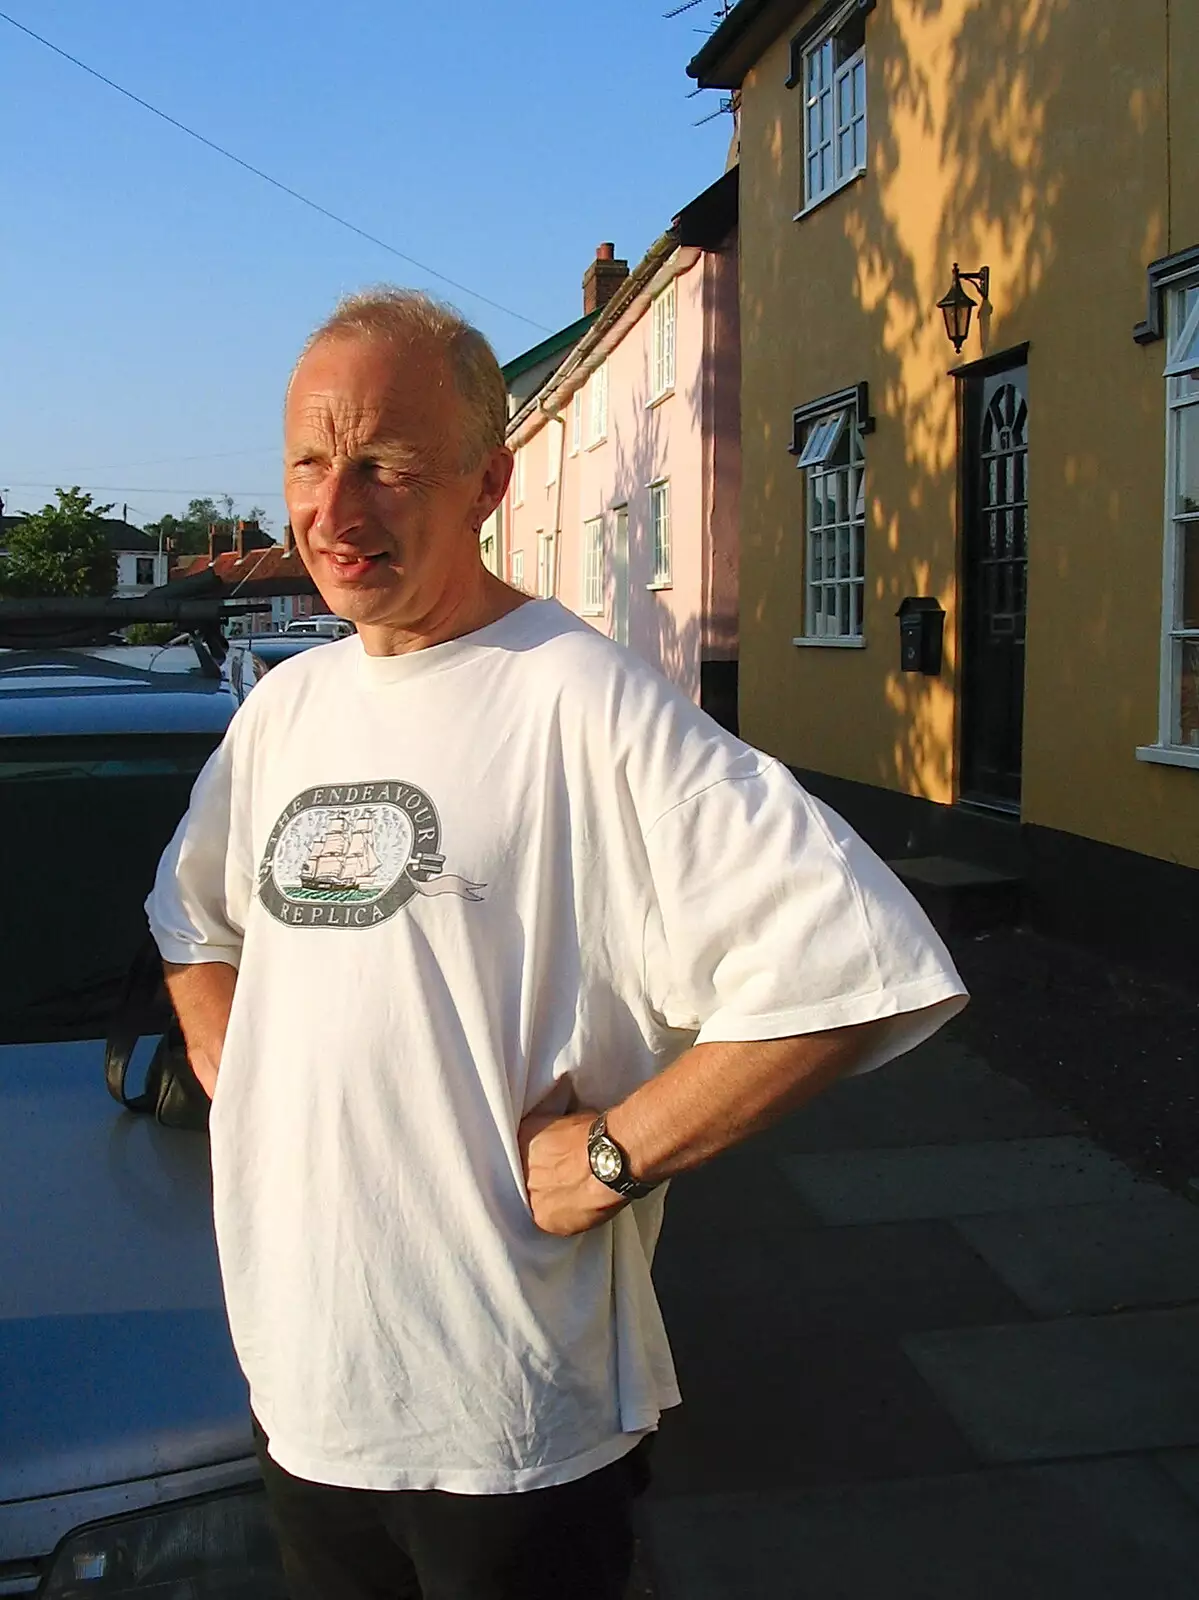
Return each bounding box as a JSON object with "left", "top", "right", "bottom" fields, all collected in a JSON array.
[
  {"left": 283, "top": 616, "right": 353, "bottom": 639},
  {"left": 225, "top": 631, "right": 328, "bottom": 700},
  {"left": 0, "top": 604, "right": 313, "bottom": 1595}
]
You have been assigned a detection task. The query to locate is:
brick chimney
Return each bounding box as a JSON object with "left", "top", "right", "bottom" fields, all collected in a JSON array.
[
  {"left": 208, "top": 522, "right": 233, "bottom": 562},
  {"left": 583, "top": 243, "right": 629, "bottom": 316},
  {"left": 282, "top": 522, "right": 295, "bottom": 555},
  {"left": 233, "top": 518, "right": 276, "bottom": 559}
]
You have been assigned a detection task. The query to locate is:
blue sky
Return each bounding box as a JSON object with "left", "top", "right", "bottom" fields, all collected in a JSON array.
[{"left": 0, "top": 1, "right": 732, "bottom": 531}]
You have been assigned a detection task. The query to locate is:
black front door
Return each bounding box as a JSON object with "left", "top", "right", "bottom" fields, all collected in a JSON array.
[{"left": 961, "top": 363, "right": 1029, "bottom": 811}]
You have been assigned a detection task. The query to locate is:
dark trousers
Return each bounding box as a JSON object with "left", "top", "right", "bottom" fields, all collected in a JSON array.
[{"left": 253, "top": 1419, "right": 648, "bottom": 1600}]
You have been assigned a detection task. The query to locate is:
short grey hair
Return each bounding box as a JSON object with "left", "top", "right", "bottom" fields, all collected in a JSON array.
[{"left": 298, "top": 287, "right": 508, "bottom": 469}]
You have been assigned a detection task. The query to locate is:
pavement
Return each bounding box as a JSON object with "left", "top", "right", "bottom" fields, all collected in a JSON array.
[{"left": 637, "top": 1024, "right": 1199, "bottom": 1598}]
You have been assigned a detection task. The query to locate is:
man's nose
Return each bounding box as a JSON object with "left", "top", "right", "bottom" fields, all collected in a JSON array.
[{"left": 312, "top": 464, "right": 368, "bottom": 544}]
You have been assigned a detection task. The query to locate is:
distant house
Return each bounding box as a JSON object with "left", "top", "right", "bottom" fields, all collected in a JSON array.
[
  {"left": 0, "top": 501, "right": 170, "bottom": 595},
  {"left": 171, "top": 520, "right": 328, "bottom": 634},
  {"left": 502, "top": 171, "right": 741, "bottom": 728},
  {"left": 106, "top": 521, "right": 171, "bottom": 596}
]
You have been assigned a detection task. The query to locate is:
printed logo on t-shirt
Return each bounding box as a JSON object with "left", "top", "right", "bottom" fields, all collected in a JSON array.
[{"left": 256, "top": 781, "right": 485, "bottom": 929}]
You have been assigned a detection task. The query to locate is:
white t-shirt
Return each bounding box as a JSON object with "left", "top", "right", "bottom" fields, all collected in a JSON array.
[{"left": 147, "top": 599, "right": 966, "bottom": 1494}]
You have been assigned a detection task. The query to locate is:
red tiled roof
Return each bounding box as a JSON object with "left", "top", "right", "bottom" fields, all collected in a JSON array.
[
  {"left": 172, "top": 546, "right": 301, "bottom": 582},
  {"left": 170, "top": 545, "right": 330, "bottom": 609}
]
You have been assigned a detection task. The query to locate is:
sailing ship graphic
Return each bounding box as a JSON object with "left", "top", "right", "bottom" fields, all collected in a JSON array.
[
  {"left": 298, "top": 811, "right": 381, "bottom": 895},
  {"left": 259, "top": 781, "right": 485, "bottom": 926}
]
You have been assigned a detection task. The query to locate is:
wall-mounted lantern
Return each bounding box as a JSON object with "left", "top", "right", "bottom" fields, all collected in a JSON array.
[{"left": 937, "top": 263, "right": 990, "bottom": 354}]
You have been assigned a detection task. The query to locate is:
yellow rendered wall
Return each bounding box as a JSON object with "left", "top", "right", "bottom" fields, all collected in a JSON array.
[
  {"left": 737, "top": 0, "right": 1199, "bottom": 867},
  {"left": 1172, "top": 4, "right": 1199, "bottom": 249}
]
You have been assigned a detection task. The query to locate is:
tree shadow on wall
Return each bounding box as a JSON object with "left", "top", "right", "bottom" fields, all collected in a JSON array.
[{"left": 744, "top": 0, "right": 1165, "bottom": 799}]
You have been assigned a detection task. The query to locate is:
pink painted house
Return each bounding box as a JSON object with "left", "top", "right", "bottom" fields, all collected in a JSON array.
[{"left": 501, "top": 169, "right": 741, "bottom": 730}]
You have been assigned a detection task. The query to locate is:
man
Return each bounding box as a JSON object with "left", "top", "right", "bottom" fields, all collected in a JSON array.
[{"left": 148, "top": 288, "right": 967, "bottom": 1600}]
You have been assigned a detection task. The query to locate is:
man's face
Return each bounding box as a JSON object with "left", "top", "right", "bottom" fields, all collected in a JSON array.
[{"left": 283, "top": 333, "right": 505, "bottom": 642}]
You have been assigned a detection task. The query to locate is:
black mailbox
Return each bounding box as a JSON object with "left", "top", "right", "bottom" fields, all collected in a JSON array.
[{"left": 897, "top": 597, "right": 944, "bottom": 676}]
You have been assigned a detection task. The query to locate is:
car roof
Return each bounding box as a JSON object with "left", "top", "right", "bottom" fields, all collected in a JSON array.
[
  {"left": 0, "top": 645, "right": 236, "bottom": 738},
  {"left": 241, "top": 634, "right": 329, "bottom": 661}
]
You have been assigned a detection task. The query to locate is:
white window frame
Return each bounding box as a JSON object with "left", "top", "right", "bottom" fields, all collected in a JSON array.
[
  {"left": 570, "top": 390, "right": 582, "bottom": 455},
  {"left": 536, "top": 530, "right": 555, "bottom": 599},
  {"left": 512, "top": 446, "right": 525, "bottom": 506},
  {"left": 511, "top": 548, "right": 525, "bottom": 590},
  {"left": 1139, "top": 276, "right": 1199, "bottom": 765},
  {"left": 588, "top": 362, "right": 609, "bottom": 447},
  {"left": 651, "top": 283, "right": 677, "bottom": 401},
  {"left": 800, "top": 1, "right": 867, "bottom": 213},
  {"left": 479, "top": 507, "right": 501, "bottom": 575},
  {"left": 796, "top": 405, "right": 866, "bottom": 643},
  {"left": 795, "top": 409, "right": 847, "bottom": 469},
  {"left": 582, "top": 516, "right": 605, "bottom": 614},
  {"left": 649, "top": 480, "right": 672, "bottom": 588}
]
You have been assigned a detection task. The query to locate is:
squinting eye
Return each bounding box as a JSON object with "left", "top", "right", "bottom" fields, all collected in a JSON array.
[{"left": 366, "top": 464, "right": 408, "bottom": 486}]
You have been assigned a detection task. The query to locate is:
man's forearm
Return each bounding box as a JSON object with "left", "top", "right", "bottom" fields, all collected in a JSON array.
[
  {"left": 605, "top": 1020, "right": 887, "bottom": 1185},
  {"left": 163, "top": 960, "right": 237, "bottom": 1099},
  {"left": 520, "top": 1014, "right": 906, "bottom": 1235}
]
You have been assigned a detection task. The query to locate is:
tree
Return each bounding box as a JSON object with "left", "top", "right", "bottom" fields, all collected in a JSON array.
[
  {"left": 142, "top": 498, "right": 219, "bottom": 558},
  {"left": 143, "top": 496, "right": 271, "bottom": 558},
  {"left": 0, "top": 488, "right": 118, "bottom": 598}
]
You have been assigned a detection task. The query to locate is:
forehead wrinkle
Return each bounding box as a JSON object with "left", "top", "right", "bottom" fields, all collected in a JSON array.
[
  {"left": 286, "top": 336, "right": 463, "bottom": 471},
  {"left": 289, "top": 390, "right": 390, "bottom": 457},
  {"left": 288, "top": 397, "right": 454, "bottom": 482}
]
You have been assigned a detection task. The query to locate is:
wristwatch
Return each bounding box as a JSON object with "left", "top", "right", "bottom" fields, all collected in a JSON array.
[{"left": 587, "top": 1113, "right": 658, "bottom": 1200}]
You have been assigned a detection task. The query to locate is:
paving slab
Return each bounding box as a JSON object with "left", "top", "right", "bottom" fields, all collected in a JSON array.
[
  {"left": 649, "top": 1328, "right": 976, "bottom": 1496},
  {"left": 889, "top": 855, "right": 1018, "bottom": 888},
  {"left": 904, "top": 1306, "right": 1199, "bottom": 1461},
  {"left": 656, "top": 1217, "right": 1027, "bottom": 1341},
  {"left": 954, "top": 1193, "right": 1199, "bottom": 1315},
  {"left": 781, "top": 1136, "right": 1152, "bottom": 1225},
  {"left": 1155, "top": 1449, "right": 1199, "bottom": 1511},
  {"left": 643, "top": 1457, "right": 1199, "bottom": 1600},
  {"left": 657, "top": 1142, "right": 823, "bottom": 1244},
  {"left": 760, "top": 1036, "right": 1081, "bottom": 1154}
]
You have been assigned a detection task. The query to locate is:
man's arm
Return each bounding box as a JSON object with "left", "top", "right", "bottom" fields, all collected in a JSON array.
[
  {"left": 164, "top": 960, "right": 238, "bottom": 1100},
  {"left": 519, "top": 1014, "right": 915, "bottom": 1237}
]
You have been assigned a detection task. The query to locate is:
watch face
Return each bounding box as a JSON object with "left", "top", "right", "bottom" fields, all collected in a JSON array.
[{"left": 592, "top": 1141, "right": 622, "bottom": 1182}]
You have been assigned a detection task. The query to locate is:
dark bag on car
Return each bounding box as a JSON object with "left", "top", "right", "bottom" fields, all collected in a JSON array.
[{"left": 105, "top": 936, "right": 210, "bottom": 1131}]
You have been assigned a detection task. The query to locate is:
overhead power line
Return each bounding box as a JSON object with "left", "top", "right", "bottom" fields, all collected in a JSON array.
[
  {"left": 50, "top": 447, "right": 279, "bottom": 476},
  {"left": 4, "top": 479, "right": 284, "bottom": 498},
  {"left": 0, "top": 9, "right": 551, "bottom": 334}
]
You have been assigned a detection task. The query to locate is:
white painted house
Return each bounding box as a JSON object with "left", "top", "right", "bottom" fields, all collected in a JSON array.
[{"left": 0, "top": 508, "right": 169, "bottom": 596}]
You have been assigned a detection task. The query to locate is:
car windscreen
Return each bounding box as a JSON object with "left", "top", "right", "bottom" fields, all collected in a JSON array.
[{"left": 0, "top": 733, "right": 221, "bottom": 1043}]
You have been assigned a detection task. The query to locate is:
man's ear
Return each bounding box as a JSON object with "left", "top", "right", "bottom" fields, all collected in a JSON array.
[{"left": 473, "top": 445, "right": 513, "bottom": 529}]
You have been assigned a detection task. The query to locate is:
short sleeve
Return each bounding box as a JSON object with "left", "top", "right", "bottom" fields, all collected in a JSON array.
[
  {"left": 640, "top": 760, "right": 967, "bottom": 1072},
  {"left": 145, "top": 722, "right": 253, "bottom": 969}
]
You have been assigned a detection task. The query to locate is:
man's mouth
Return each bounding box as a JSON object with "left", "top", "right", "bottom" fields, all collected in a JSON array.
[{"left": 320, "top": 550, "right": 389, "bottom": 582}]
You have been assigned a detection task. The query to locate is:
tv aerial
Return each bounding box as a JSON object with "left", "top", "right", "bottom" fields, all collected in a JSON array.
[{"left": 665, "top": 0, "right": 737, "bottom": 121}]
